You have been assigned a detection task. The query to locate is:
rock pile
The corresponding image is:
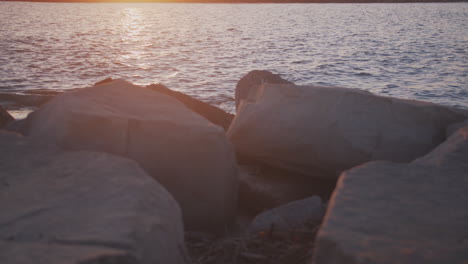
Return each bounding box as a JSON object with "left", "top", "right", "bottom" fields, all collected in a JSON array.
[{"left": 2, "top": 71, "right": 467, "bottom": 264}]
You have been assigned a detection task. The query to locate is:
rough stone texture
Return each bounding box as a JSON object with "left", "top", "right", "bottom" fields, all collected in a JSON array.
[
  {"left": 228, "top": 83, "right": 468, "bottom": 179},
  {"left": 238, "top": 165, "right": 335, "bottom": 214},
  {"left": 25, "top": 79, "right": 238, "bottom": 232},
  {"left": 0, "top": 241, "right": 139, "bottom": 264},
  {"left": 235, "top": 70, "right": 293, "bottom": 110},
  {"left": 248, "top": 196, "right": 323, "bottom": 234},
  {"left": 447, "top": 118, "right": 468, "bottom": 137},
  {"left": 313, "top": 126, "right": 468, "bottom": 264},
  {"left": 0, "top": 105, "right": 14, "bottom": 128},
  {"left": 0, "top": 132, "right": 188, "bottom": 264},
  {"left": 147, "top": 83, "right": 234, "bottom": 131}
]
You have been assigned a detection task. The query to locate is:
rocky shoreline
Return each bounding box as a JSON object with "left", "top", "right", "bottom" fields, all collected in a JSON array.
[{"left": 1, "top": 70, "right": 467, "bottom": 263}]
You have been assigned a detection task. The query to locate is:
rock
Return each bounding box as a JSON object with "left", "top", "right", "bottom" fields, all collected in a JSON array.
[
  {"left": 4, "top": 117, "right": 30, "bottom": 136},
  {"left": 0, "top": 90, "right": 59, "bottom": 108},
  {"left": 0, "top": 132, "right": 188, "bottom": 264},
  {"left": 95, "top": 77, "right": 114, "bottom": 86},
  {"left": 0, "top": 105, "right": 14, "bottom": 128},
  {"left": 147, "top": 83, "right": 234, "bottom": 131},
  {"left": 235, "top": 70, "right": 293, "bottom": 110},
  {"left": 227, "top": 83, "right": 468, "bottom": 179},
  {"left": 313, "top": 126, "right": 468, "bottom": 264},
  {"left": 238, "top": 165, "right": 335, "bottom": 214},
  {"left": 0, "top": 241, "right": 139, "bottom": 264},
  {"left": 248, "top": 196, "right": 323, "bottom": 234},
  {"left": 25, "top": 79, "right": 238, "bottom": 232},
  {"left": 446, "top": 118, "right": 468, "bottom": 137}
]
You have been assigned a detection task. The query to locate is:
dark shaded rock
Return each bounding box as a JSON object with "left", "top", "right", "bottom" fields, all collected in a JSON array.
[
  {"left": 235, "top": 70, "right": 293, "bottom": 110},
  {"left": 4, "top": 117, "right": 32, "bottom": 136},
  {"left": 147, "top": 83, "right": 234, "bottom": 131},
  {"left": 446, "top": 118, "right": 468, "bottom": 137},
  {"left": 238, "top": 164, "right": 335, "bottom": 214},
  {"left": 0, "top": 105, "right": 14, "bottom": 128},
  {"left": 0, "top": 241, "right": 139, "bottom": 264},
  {"left": 0, "top": 91, "right": 59, "bottom": 108},
  {"left": 228, "top": 83, "right": 468, "bottom": 179},
  {"left": 313, "top": 125, "right": 468, "bottom": 264},
  {"left": 248, "top": 196, "right": 324, "bottom": 234},
  {"left": 25, "top": 79, "right": 238, "bottom": 232},
  {"left": 0, "top": 132, "right": 188, "bottom": 264}
]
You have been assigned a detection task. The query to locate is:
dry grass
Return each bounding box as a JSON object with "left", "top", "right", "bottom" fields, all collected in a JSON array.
[{"left": 186, "top": 221, "right": 320, "bottom": 264}]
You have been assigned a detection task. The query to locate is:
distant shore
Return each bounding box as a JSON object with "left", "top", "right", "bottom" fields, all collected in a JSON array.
[{"left": 1, "top": 0, "right": 466, "bottom": 3}]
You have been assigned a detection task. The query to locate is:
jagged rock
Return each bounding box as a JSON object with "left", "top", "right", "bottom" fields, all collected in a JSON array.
[
  {"left": 0, "top": 105, "right": 14, "bottom": 128},
  {"left": 235, "top": 70, "right": 293, "bottom": 110},
  {"left": 95, "top": 77, "right": 114, "bottom": 86},
  {"left": 147, "top": 83, "right": 234, "bottom": 131},
  {"left": 313, "top": 125, "right": 468, "bottom": 264},
  {"left": 248, "top": 196, "right": 323, "bottom": 234},
  {"left": 0, "top": 132, "right": 188, "bottom": 264},
  {"left": 25, "top": 80, "right": 238, "bottom": 232},
  {"left": 238, "top": 165, "right": 335, "bottom": 214},
  {"left": 228, "top": 83, "right": 467, "bottom": 179}
]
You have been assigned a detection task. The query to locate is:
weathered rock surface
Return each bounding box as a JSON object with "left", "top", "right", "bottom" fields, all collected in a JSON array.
[
  {"left": 447, "top": 118, "right": 468, "bottom": 137},
  {"left": 235, "top": 70, "right": 293, "bottom": 110},
  {"left": 238, "top": 165, "right": 335, "bottom": 214},
  {"left": 0, "top": 105, "right": 14, "bottom": 128},
  {"left": 0, "top": 132, "right": 188, "bottom": 264},
  {"left": 248, "top": 196, "right": 324, "bottom": 234},
  {"left": 228, "top": 83, "right": 468, "bottom": 179},
  {"left": 25, "top": 79, "right": 238, "bottom": 232},
  {"left": 313, "top": 125, "right": 468, "bottom": 264},
  {"left": 147, "top": 83, "right": 234, "bottom": 131}
]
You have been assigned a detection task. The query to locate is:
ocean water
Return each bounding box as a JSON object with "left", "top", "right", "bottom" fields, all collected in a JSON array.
[{"left": 0, "top": 2, "right": 467, "bottom": 115}]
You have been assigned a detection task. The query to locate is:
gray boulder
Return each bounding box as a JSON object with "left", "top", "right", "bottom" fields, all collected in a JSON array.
[
  {"left": 25, "top": 79, "right": 238, "bottom": 232},
  {"left": 0, "top": 105, "right": 14, "bottom": 128},
  {"left": 313, "top": 125, "right": 468, "bottom": 264},
  {"left": 235, "top": 70, "right": 293, "bottom": 110},
  {"left": 238, "top": 165, "right": 334, "bottom": 214},
  {"left": 248, "top": 196, "right": 323, "bottom": 234},
  {"left": 228, "top": 83, "right": 467, "bottom": 179},
  {"left": 0, "top": 132, "right": 188, "bottom": 264}
]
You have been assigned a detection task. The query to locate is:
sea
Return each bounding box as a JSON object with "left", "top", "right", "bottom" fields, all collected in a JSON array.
[{"left": 0, "top": 2, "right": 467, "bottom": 118}]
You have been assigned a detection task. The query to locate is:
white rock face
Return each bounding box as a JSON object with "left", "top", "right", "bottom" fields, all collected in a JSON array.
[
  {"left": 26, "top": 80, "right": 238, "bottom": 231},
  {"left": 313, "top": 125, "right": 468, "bottom": 264},
  {"left": 0, "top": 132, "right": 188, "bottom": 264},
  {"left": 228, "top": 83, "right": 467, "bottom": 178}
]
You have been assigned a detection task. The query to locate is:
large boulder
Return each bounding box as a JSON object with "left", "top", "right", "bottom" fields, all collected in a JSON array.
[
  {"left": 0, "top": 132, "right": 188, "bottom": 264},
  {"left": 0, "top": 105, "right": 14, "bottom": 128},
  {"left": 227, "top": 83, "right": 467, "bottom": 179},
  {"left": 235, "top": 70, "right": 293, "bottom": 110},
  {"left": 25, "top": 80, "right": 238, "bottom": 232},
  {"left": 313, "top": 125, "right": 468, "bottom": 264}
]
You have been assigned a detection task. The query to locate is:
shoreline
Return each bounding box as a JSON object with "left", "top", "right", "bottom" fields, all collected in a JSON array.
[{"left": 1, "top": 0, "right": 467, "bottom": 3}]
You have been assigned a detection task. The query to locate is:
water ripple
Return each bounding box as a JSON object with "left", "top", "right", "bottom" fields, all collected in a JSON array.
[{"left": 0, "top": 2, "right": 467, "bottom": 113}]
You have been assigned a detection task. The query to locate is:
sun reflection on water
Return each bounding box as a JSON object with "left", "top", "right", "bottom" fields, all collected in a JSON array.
[{"left": 119, "top": 8, "right": 153, "bottom": 78}]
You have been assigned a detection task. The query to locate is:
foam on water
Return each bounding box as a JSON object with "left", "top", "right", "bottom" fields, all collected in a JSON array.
[{"left": 0, "top": 2, "right": 467, "bottom": 114}]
